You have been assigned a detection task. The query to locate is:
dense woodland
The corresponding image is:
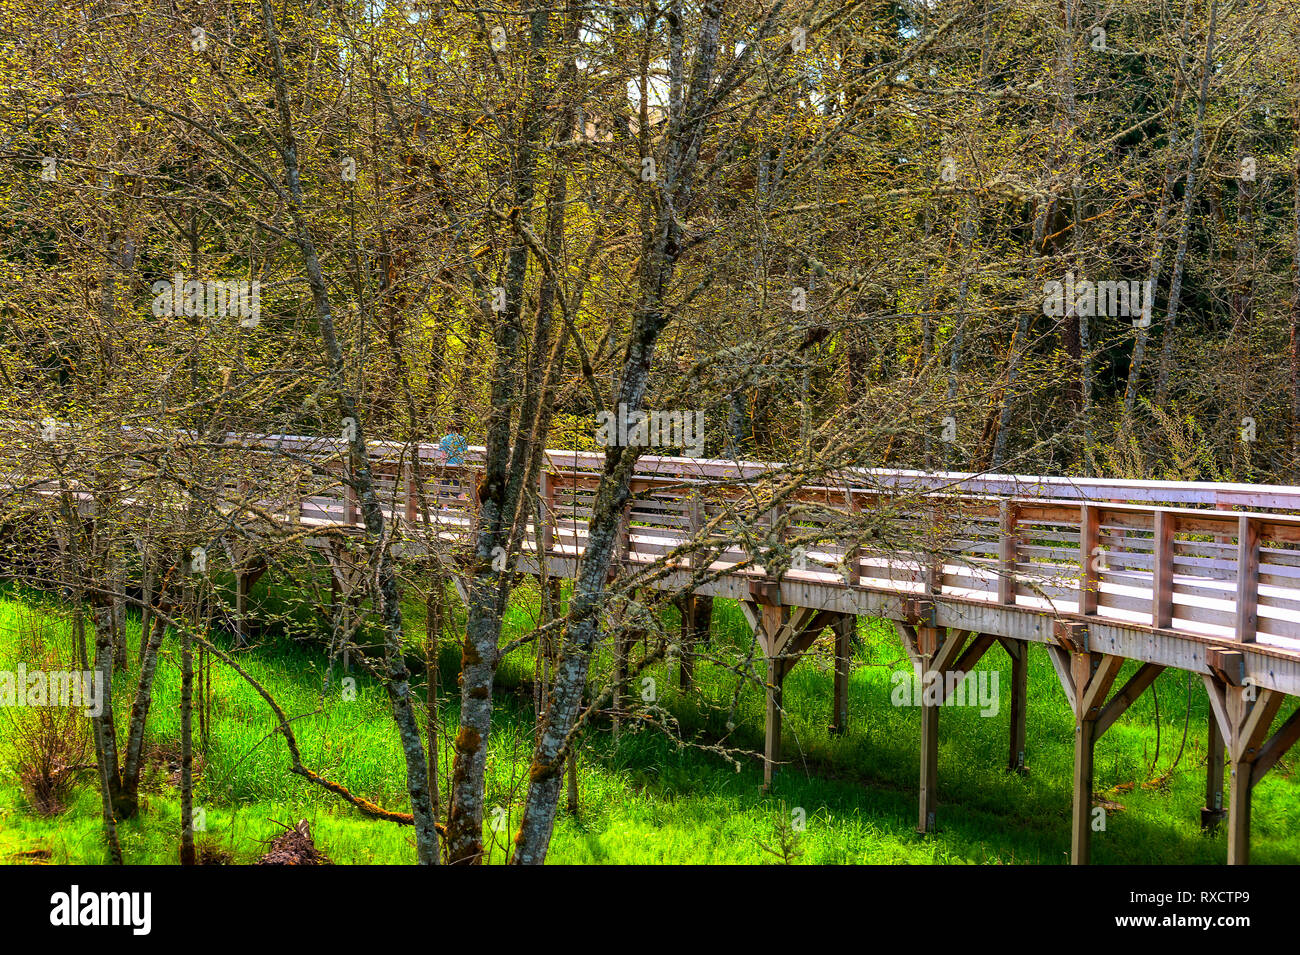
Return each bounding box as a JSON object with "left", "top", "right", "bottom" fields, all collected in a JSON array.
[{"left": 1, "top": 0, "right": 1299, "bottom": 865}]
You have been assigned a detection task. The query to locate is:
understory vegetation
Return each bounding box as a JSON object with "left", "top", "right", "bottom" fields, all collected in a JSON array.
[{"left": 2, "top": 585, "right": 1294, "bottom": 865}]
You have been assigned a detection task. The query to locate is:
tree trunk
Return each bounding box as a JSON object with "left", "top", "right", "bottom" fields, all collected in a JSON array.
[
  {"left": 179, "top": 592, "right": 195, "bottom": 865},
  {"left": 1155, "top": 2, "right": 1218, "bottom": 406},
  {"left": 511, "top": 0, "right": 730, "bottom": 864},
  {"left": 259, "top": 0, "right": 439, "bottom": 865}
]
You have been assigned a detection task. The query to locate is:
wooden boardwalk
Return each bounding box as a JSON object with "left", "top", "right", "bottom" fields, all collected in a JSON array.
[{"left": 8, "top": 430, "right": 1300, "bottom": 864}]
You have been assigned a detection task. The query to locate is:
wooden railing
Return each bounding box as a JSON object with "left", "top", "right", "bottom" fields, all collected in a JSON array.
[
  {"left": 6, "top": 427, "right": 1300, "bottom": 652},
  {"left": 216, "top": 435, "right": 1300, "bottom": 650}
]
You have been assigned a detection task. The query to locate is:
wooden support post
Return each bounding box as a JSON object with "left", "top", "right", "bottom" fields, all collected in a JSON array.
[
  {"left": 924, "top": 505, "right": 943, "bottom": 596},
  {"left": 750, "top": 603, "right": 842, "bottom": 792},
  {"left": 1213, "top": 682, "right": 1286, "bottom": 865},
  {"left": 1048, "top": 642, "right": 1138, "bottom": 865},
  {"left": 830, "top": 614, "right": 854, "bottom": 734},
  {"left": 109, "top": 554, "right": 127, "bottom": 668},
  {"left": 687, "top": 489, "right": 704, "bottom": 560},
  {"left": 678, "top": 595, "right": 713, "bottom": 690},
  {"left": 344, "top": 471, "right": 359, "bottom": 525},
  {"left": 843, "top": 490, "right": 861, "bottom": 586},
  {"left": 999, "top": 637, "right": 1028, "bottom": 773},
  {"left": 613, "top": 629, "right": 631, "bottom": 740},
  {"left": 759, "top": 603, "right": 787, "bottom": 791},
  {"left": 1071, "top": 713, "right": 1098, "bottom": 865},
  {"left": 138, "top": 553, "right": 154, "bottom": 665},
  {"left": 918, "top": 685, "right": 939, "bottom": 833},
  {"left": 916, "top": 625, "right": 941, "bottom": 833},
  {"left": 678, "top": 598, "right": 694, "bottom": 690},
  {"left": 404, "top": 461, "right": 419, "bottom": 523},
  {"left": 291, "top": 465, "right": 305, "bottom": 524},
  {"left": 538, "top": 468, "right": 555, "bottom": 566},
  {"left": 1152, "top": 509, "right": 1174, "bottom": 629},
  {"left": 613, "top": 501, "right": 631, "bottom": 574},
  {"left": 1078, "top": 504, "right": 1100, "bottom": 616},
  {"left": 235, "top": 570, "right": 250, "bottom": 647},
  {"left": 1203, "top": 713, "right": 1225, "bottom": 830},
  {"left": 765, "top": 653, "right": 785, "bottom": 792},
  {"left": 1235, "top": 515, "right": 1260, "bottom": 643},
  {"left": 998, "top": 502, "right": 1018, "bottom": 605},
  {"left": 1227, "top": 752, "right": 1253, "bottom": 865},
  {"left": 911, "top": 627, "right": 983, "bottom": 833}
]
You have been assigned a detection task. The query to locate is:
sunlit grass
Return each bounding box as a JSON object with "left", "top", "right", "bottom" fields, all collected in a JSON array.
[{"left": 0, "top": 580, "right": 1296, "bottom": 865}]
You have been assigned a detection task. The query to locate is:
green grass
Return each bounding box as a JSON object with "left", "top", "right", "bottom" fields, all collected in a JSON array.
[{"left": 0, "top": 578, "right": 1296, "bottom": 865}]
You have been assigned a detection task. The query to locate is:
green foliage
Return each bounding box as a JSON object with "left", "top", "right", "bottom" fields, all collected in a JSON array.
[{"left": 1, "top": 590, "right": 1294, "bottom": 864}]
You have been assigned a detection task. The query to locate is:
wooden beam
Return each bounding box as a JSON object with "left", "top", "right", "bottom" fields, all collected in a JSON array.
[
  {"left": 612, "top": 628, "right": 631, "bottom": 740},
  {"left": 772, "top": 606, "right": 823, "bottom": 657},
  {"left": 758, "top": 603, "right": 786, "bottom": 657},
  {"left": 677, "top": 595, "right": 712, "bottom": 690},
  {"left": 1079, "top": 654, "right": 1125, "bottom": 719},
  {"left": 1250, "top": 706, "right": 1300, "bottom": 786},
  {"left": 753, "top": 603, "right": 789, "bottom": 791},
  {"left": 1046, "top": 645, "right": 1078, "bottom": 714},
  {"left": 843, "top": 493, "right": 862, "bottom": 586},
  {"left": 831, "top": 614, "right": 854, "bottom": 734},
  {"left": 1235, "top": 689, "right": 1282, "bottom": 763},
  {"left": 893, "top": 620, "right": 922, "bottom": 671},
  {"left": 1094, "top": 663, "right": 1165, "bottom": 738},
  {"left": 999, "top": 637, "right": 1028, "bottom": 773},
  {"left": 747, "top": 578, "right": 780, "bottom": 606},
  {"left": 1221, "top": 686, "right": 1282, "bottom": 865},
  {"left": 1202, "top": 674, "right": 1231, "bottom": 743},
  {"left": 1206, "top": 648, "right": 1245, "bottom": 687},
  {"left": 950, "top": 632, "right": 996, "bottom": 679},
  {"left": 1203, "top": 712, "right": 1225, "bottom": 830}
]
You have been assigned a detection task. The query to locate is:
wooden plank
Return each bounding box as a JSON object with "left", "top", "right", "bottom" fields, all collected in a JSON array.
[{"left": 1202, "top": 674, "right": 1231, "bottom": 742}]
